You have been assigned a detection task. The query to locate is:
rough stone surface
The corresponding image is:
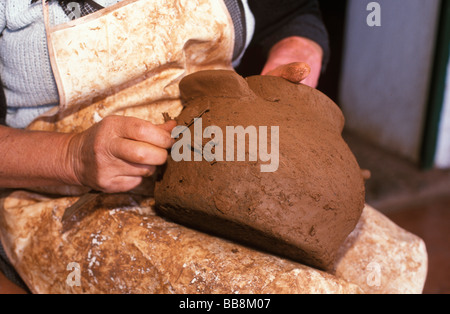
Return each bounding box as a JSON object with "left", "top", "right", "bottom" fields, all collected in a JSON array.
[
  {"left": 0, "top": 191, "right": 427, "bottom": 294},
  {"left": 0, "top": 192, "right": 363, "bottom": 294},
  {"left": 331, "top": 205, "right": 428, "bottom": 294}
]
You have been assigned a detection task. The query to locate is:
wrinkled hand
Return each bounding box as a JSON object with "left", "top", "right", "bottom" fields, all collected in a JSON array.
[
  {"left": 67, "top": 116, "right": 176, "bottom": 194},
  {"left": 261, "top": 36, "right": 323, "bottom": 88}
]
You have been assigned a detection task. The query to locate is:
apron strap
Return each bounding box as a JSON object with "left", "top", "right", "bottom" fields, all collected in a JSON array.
[{"left": 223, "top": 0, "right": 246, "bottom": 62}]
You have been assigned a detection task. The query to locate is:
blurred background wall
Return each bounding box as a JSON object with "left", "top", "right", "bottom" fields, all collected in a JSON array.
[
  {"left": 319, "top": 0, "right": 450, "bottom": 170},
  {"left": 339, "top": 0, "right": 441, "bottom": 165},
  {"left": 317, "top": 1, "right": 449, "bottom": 294},
  {"left": 435, "top": 45, "right": 450, "bottom": 168}
]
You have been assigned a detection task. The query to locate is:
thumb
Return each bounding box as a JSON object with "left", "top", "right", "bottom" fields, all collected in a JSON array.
[
  {"left": 157, "top": 120, "right": 178, "bottom": 133},
  {"left": 266, "top": 62, "right": 311, "bottom": 84}
]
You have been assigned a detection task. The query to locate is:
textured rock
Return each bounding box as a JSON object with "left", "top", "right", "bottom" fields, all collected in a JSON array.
[
  {"left": 0, "top": 191, "right": 362, "bottom": 294},
  {"left": 0, "top": 191, "right": 427, "bottom": 294},
  {"left": 332, "top": 205, "right": 428, "bottom": 294}
]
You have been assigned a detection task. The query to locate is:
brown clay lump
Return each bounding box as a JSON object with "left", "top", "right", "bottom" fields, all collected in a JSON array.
[{"left": 155, "top": 70, "right": 365, "bottom": 270}]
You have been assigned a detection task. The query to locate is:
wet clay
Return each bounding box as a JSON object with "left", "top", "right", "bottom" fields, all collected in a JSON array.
[{"left": 155, "top": 70, "right": 366, "bottom": 270}]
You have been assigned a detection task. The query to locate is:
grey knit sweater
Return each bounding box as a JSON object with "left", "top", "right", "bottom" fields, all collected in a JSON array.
[{"left": 0, "top": 0, "right": 122, "bottom": 129}]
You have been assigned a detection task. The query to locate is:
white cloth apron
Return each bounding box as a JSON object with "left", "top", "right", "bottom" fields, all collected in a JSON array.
[{"left": 28, "top": 0, "right": 234, "bottom": 133}]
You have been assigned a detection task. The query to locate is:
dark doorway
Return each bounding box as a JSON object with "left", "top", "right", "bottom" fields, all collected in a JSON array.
[{"left": 317, "top": 0, "right": 348, "bottom": 103}]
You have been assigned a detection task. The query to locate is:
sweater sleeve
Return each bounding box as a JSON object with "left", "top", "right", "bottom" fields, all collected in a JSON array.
[{"left": 247, "top": 0, "right": 330, "bottom": 71}]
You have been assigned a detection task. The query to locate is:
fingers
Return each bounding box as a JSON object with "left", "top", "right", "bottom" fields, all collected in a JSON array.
[
  {"left": 361, "top": 169, "right": 372, "bottom": 181},
  {"left": 110, "top": 137, "right": 169, "bottom": 166},
  {"left": 266, "top": 62, "right": 311, "bottom": 84},
  {"left": 115, "top": 159, "right": 157, "bottom": 178},
  {"left": 116, "top": 117, "right": 176, "bottom": 150},
  {"left": 107, "top": 176, "right": 144, "bottom": 194},
  {"left": 76, "top": 116, "right": 178, "bottom": 193},
  {"left": 94, "top": 157, "right": 157, "bottom": 193},
  {"left": 158, "top": 120, "right": 178, "bottom": 132}
]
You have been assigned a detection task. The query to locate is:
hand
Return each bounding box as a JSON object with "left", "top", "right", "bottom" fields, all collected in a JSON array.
[
  {"left": 67, "top": 116, "right": 176, "bottom": 194},
  {"left": 264, "top": 62, "right": 311, "bottom": 84},
  {"left": 0, "top": 272, "right": 27, "bottom": 294},
  {"left": 262, "top": 36, "right": 323, "bottom": 88}
]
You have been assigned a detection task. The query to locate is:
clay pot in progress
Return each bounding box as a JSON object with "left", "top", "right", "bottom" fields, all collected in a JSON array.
[{"left": 155, "top": 70, "right": 366, "bottom": 270}]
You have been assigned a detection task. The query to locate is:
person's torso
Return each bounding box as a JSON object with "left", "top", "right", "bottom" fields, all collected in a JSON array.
[{"left": 0, "top": 0, "right": 254, "bottom": 128}]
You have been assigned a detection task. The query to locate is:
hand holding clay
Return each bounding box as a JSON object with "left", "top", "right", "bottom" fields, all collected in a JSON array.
[
  {"left": 265, "top": 62, "right": 312, "bottom": 84},
  {"left": 261, "top": 36, "right": 323, "bottom": 88},
  {"left": 67, "top": 116, "right": 176, "bottom": 193}
]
